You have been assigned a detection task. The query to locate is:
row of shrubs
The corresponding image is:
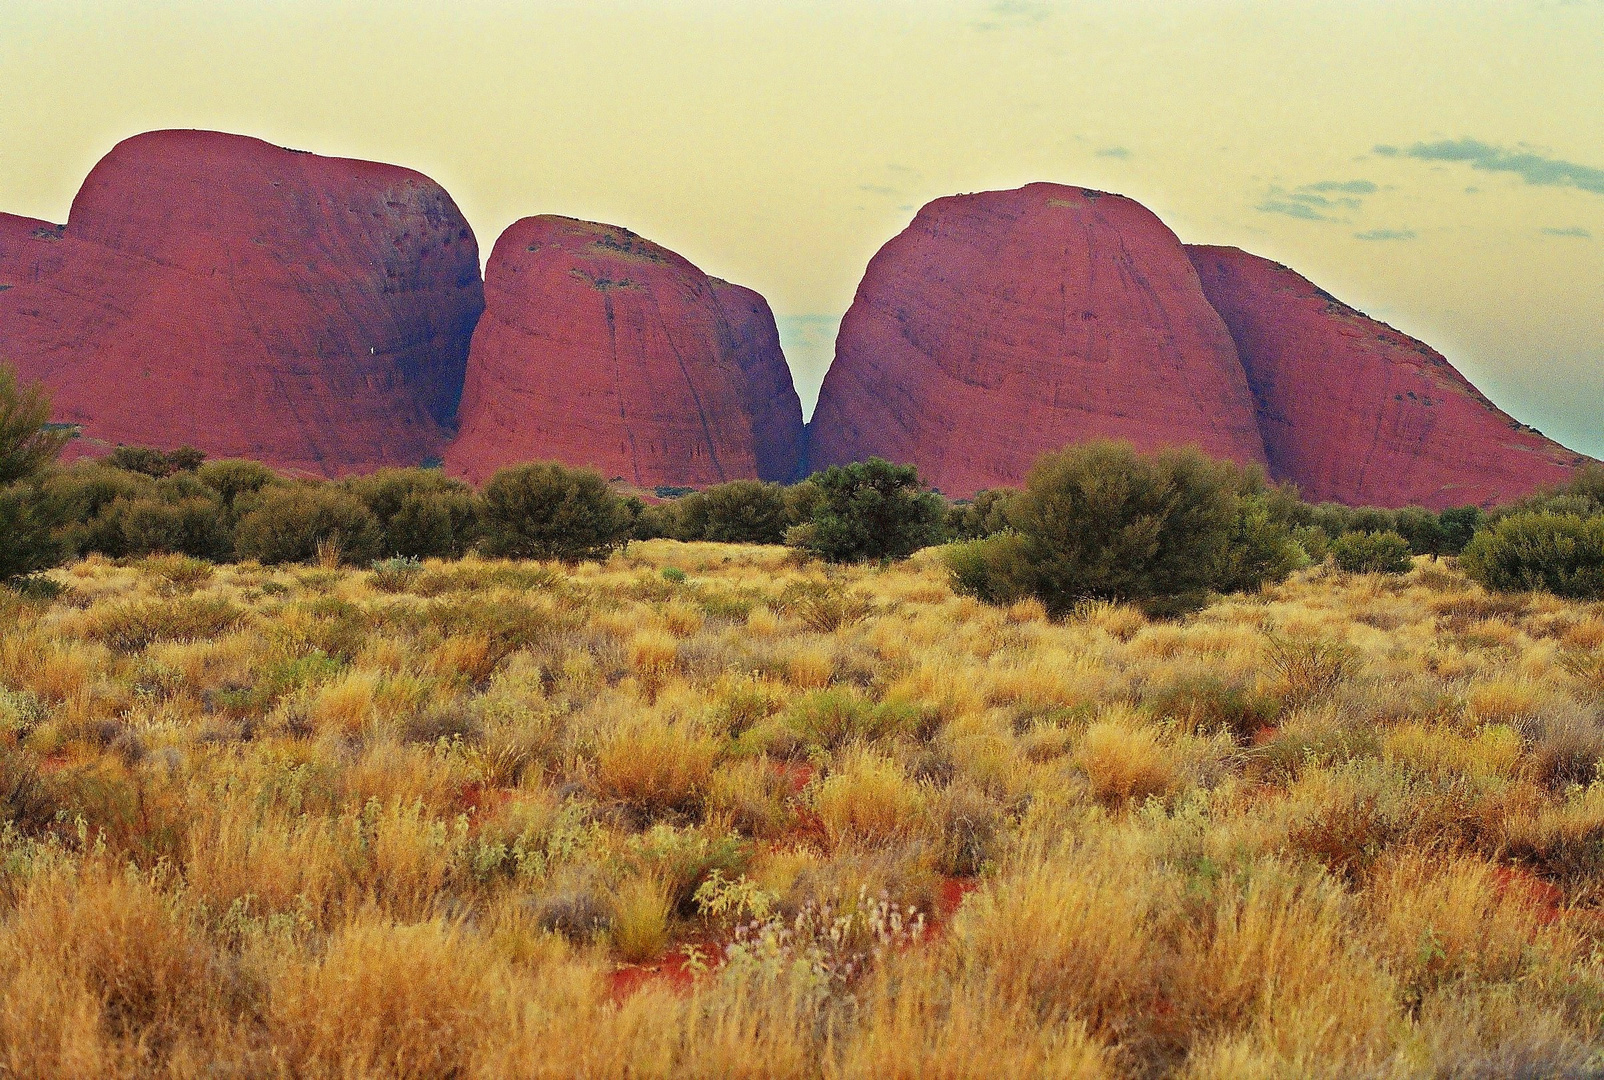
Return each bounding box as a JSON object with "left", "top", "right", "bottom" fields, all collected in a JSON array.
[{"left": 4, "top": 366, "right": 1603, "bottom": 608}]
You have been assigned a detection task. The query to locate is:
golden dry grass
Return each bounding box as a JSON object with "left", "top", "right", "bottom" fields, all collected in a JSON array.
[{"left": 0, "top": 543, "right": 1603, "bottom": 1076}]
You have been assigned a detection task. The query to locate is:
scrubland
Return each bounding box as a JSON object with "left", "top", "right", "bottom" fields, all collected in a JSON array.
[{"left": 2, "top": 542, "right": 1604, "bottom": 1077}]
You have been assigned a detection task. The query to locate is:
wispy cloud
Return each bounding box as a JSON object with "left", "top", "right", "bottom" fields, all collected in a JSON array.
[
  {"left": 973, "top": 1, "right": 1051, "bottom": 31},
  {"left": 1375, "top": 139, "right": 1604, "bottom": 195},
  {"left": 1355, "top": 229, "right": 1416, "bottom": 241},
  {"left": 1257, "top": 198, "right": 1335, "bottom": 222},
  {"left": 1541, "top": 226, "right": 1593, "bottom": 238},
  {"left": 1303, "top": 180, "right": 1378, "bottom": 194},
  {"left": 857, "top": 184, "right": 898, "bottom": 196},
  {"left": 1095, "top": 146, "right": 1130, "bottom": 159},
  {"left": 1255, "top": 179, "right": 1380, "bottom": 223},
  {"left": 1291, "top": 192, "right": 1362, "bottom": 210}
]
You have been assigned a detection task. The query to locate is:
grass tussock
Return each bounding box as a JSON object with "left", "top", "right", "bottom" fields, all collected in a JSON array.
[{"left": 0, "top": 545, "right": 1602, "bottom": 1075}]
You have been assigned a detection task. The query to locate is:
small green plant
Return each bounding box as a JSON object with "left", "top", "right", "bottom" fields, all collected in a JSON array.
[
  {"left": 370, "top": 555, "right": 423, "bottom": 593},
  {"left": 661, "top": 566, "right": 687, "bottom": 584}
]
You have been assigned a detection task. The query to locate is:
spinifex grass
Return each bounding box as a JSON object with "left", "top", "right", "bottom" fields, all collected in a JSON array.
[{"left": 0, "top": 544, "right": 1602, "bottom": 1076}]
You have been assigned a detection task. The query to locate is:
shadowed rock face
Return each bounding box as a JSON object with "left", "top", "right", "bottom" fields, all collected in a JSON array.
[
  {"left": 808, "top": 183, "right": 1269, "bottom": 497},
  {"left": 445, "top": 216, "right": 804, "bottom": 487},
  {"left": 1188, "top": 245, "right": 1586, "bottom": 509},
  {"left": 0, "top": 130, "right": 483, "bottom": 475}
]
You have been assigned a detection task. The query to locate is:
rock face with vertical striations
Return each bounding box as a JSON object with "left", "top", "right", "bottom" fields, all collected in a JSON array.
[
  {"left": 1187, "top": 245, "right": 1587, "bottom": 509},
  {"left": 444, "top": 216, "right": 805, "bottom": 487},
  {"left": 808, "top": 183, "right": 1270, "bottom": 497},
  {"left": 0, "top": 213, "right": 69, "bottom": 289},
  {"left": 0, "top": 129, "right": 483, "bottom": 475}
]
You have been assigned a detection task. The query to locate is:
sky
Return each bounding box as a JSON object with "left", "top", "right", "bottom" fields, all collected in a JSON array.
[{"left": 1, "top": 0, "right": 1600, "bottom": 455}]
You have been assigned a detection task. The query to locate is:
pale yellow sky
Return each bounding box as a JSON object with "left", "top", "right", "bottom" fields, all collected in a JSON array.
[{"left": 2, "top": 0, "right": 1600, "bottom": 454}]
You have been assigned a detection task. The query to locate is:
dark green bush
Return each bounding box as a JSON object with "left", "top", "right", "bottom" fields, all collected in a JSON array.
[
  {"left": 0, "top": 483, "right": 61, "bottom": 583},
  {"left": 787, "top": 458, "right": 945, "bottom": 564},
  {"left": 1210, "top": 493, "right": 1309, "bottom": 594},
  {"left": 107, "top": 444, "right": 205, "bottom": 478},
  {"left": 1436, "top": 506, "right": 1483, "bottom": 556},
  {"left": 1460, "top": 512, "right": 1604, "bottom": 599},
  {"left": 478, "top": 462, "right": 630, "bottom": 562},
  {"left": 1330, "top": 531, "right": 1414, "bottom": 575},
  {"left": 945, "top": 489, "right": 1015, "bottom": 541},
  {"left": 1393, "top": 507, "right": 1446, "bottom": 557},
  {"left": 346, "top": 468, "right": 479, "bottom": 558},
  {"left": 234, "top": 485, "right": 382, "bottom": 565},
  {"left": 667, "top": 480, "right": 789, "bottom": 544},
  {"left": 112, "top": 496, "right": 234, "bottom": 559},
  {"left": 0, "top": 365, "right": 70, "bottom": 582},
  {"left": 946, "top": 441, "right": 1303, "bottom": 617}
]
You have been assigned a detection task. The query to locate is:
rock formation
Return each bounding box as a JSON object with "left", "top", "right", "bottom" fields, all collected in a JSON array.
[
  {"left": 808, "top": 181, "right": 1590, "bottom": 506},
  {"left": 0, "top": 214, "right": 69, "bottom": 288},
  {"left": 1188, "top": 245, "right": 1585, "bottom": 509},
  {"left": 0, "top": 130, "right": 483, "bottom": 475},
  {"left": 808, "top": 183, "right": 1269, "bottom": 497},
  {"left": 445, "top": 216, "right": 804, "bottom": 487}
]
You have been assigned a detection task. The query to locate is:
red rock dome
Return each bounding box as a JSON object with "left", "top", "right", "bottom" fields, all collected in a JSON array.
[
  {"left": 1188, "top": 245, "right": 1586, "bottom": 509},
  {"left": 807, "top": 183, "right": 1269, "bottom": 497},
  {"left": 445, "top": 216, "right": 804, "bottom": 487},
  {"left": 0, "top": 130, "right": 483, "bottom": 475}
]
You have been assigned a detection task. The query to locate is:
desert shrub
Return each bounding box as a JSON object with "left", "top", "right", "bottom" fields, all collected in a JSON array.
[
  {"left": 106, "top": 444, "right": 204, "bottom": 478},
  {"left": 814, "top": 749, "right": 926, "bottom": 845},
  {"left": 1210, "top": 492, "right": 1309, "bottom": 593},
  {"left": 1143, "top": 673, "right": 1278, "bottom": 741},
  {"left": 1073, "top": 715, "right": 1179, "bottom": 806},
  {"left": 946, "top": 488, "right": 1015, "bottom": 541},
  {"left": 778, "top": 579, "right": 873, "bottom": 632},
  {"left": 0, "top": 482, "right": 61, "bottom": 583},
  {"left": 1331, "top": 530, "right": 1414, "bottom": 574},
  {"left": 1264, "top": 633, "right": 1361, "bottom": 708},
  {"left": 370, "top": 555, "right": 423, "bottom": 593},
  {"left": 788, "top": 458, "right": 945, "bottom": 564},
  {"left": 478, "top": 462, "right": 630, "bottom": 563},
  {"left": 1461, "top": 512, "right": 1604, "bottom": 600},
  {"left": 667, "top": 480, "right": 789, "bottom": 544},
  {"left": 1498, "top": 464, "right": 1604, "bottom": 520},
  {"left": 111, "top": 496, "right": 233, "bottom": 559},
  {"left": 195, "top": 459, "right": 278, "bottom": 518},
  {"left": 0, "top": 364, "right": 71, "bottom": 486},
  {"left": 627, "top": 498, "right": 675, "bottom": 540},
  {"left": 1436, "top": 506, "right": 1483, "bottom": 556},
  {"left": 777, "top": 689, "right": 912, "bottom": 751},
  {"left": 1393, "top": 507, "right": 1446, "bottom": 556},
  {"left": 948, "top": 441, "right": 1302, "bottom": 617},
  {"left": 594, "top": 714, "right": 719, "bottom": 815},
  {"left": 88, "top": 595, "right": 246, "bottom": 651},
  {"left": 0, "top": 367, "right": 69, "bottom": 582},
  {"left": 346, "top": 468, "right": 479, "bottom": 558},
  {"left": 1311, "top": 503, "right": 1398, "bottom": 541},
  {"left": 234, "top": 484, "right": 382, "bottom": 566},
  {"left": 42, "top": 462, "right": 157, "bottom": 554}
]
